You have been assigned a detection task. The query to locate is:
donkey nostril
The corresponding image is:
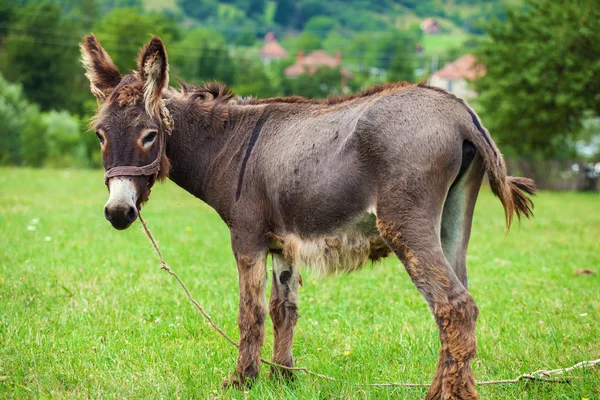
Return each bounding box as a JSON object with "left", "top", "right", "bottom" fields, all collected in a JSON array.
[
  {"left": 104, "top": 206, "right": 110, "bottom": 221},
  {"left": 126, "top": 206, "right": 137, "bottom": 223}
]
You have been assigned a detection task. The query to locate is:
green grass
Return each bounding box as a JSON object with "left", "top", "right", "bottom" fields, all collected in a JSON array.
[
  {"left": 0, "top": 167, "right": 598, "bottom": 399},
  {"left": 422, "top": 33, "right": 470, "bottom": 55}
]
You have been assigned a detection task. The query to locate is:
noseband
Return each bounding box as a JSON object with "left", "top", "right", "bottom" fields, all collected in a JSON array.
[
  {"left": 103, "top": 132, "right": 165, "bottom": 186},
  {"left": 103, "top": 105, "right": 173, "bottom": 186}
]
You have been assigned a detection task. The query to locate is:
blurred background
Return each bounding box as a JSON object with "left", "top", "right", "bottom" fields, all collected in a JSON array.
[{"left": 0, "top": 0, "right": 598, "bottom": 190}]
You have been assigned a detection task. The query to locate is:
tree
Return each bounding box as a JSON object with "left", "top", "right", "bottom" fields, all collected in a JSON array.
[
  {"left": 179, "top": 0, "right": 218, "bottom": 20},
  {"left": 476, "top": 0, "right": 600, "bottom": 159},
  {"left": 273, "top": 0, "right": 295, "bottom": 26},
  {"left": 247, "top": 0, "right": 265, "bottom": 18},
  {"left": 388, "top": 43, "right": 415, "bottom": 83},
  {"left": 232, "top": 56, "right": 277, "bottom": 98},
  {"left": 305, "top": 16, "right": 337, "bottom": 38},
  {"left": 281, "top": 67, "right": 345, "bottom": 99},
  {"left": 170, "top": 28, "right": 236, "bottom": 85},
  {"left": 0, "top": 2, "right": 83, "bottom": 112},
  {"left": 93, "top": 8, "right": 180, "bottom": 72},
  {"left": 0, "top": 73, "right": 40, "bottom": 165}
]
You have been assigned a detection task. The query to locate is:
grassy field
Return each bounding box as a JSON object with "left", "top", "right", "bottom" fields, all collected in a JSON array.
[{"left": 0, "top": 167, "right": 598, "bottom": 399}]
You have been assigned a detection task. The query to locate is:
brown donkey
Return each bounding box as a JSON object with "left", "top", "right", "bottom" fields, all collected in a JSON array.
[{"left": 81, "top": 35, "right": 535, "bottom": 399}]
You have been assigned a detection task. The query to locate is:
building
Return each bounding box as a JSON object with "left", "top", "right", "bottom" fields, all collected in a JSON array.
[
  {"left": 429, "top": 54, "right": 486, "bottom": 99},
  {"left": 421, "top": 18, "right": 441, "bottom": 34},
  {"left": 284, "top": 50, "right": 352, "bottom": 78},
  {"left": 259, "top": 32, "right": 288, "bottom": 64}
]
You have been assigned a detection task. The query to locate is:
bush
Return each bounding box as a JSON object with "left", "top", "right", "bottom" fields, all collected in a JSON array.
[
  {"left": 42, "top": 111, "right": 89, "bottom": 169},
  {"left": 0, "top": 74, "right": 40, "bottom": 165}
]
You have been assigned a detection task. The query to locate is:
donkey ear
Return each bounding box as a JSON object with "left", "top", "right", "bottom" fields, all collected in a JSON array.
[
  {"left": 80, "top": 35, "right": 121, "bottom": 100},
  {"left": 137, "top": 36, "right": 169, "bottom": 116}
]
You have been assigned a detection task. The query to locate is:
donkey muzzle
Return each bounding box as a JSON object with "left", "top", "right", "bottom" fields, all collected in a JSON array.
[{"left": 104, "top": 177, "right": 139, "bottom": 230}]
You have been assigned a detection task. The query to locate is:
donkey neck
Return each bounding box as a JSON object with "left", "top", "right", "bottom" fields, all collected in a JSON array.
[{"left": 164, "top": 97, "right": 266, "bottom": 216}]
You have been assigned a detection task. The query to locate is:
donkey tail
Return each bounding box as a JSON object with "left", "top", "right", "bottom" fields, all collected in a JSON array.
[{"left": 462, "top": 105, "right": 537, "bottom": 231}]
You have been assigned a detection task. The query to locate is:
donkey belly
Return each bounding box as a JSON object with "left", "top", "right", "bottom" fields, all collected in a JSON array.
[{"left": 279, "top": 211, "right": 392, "bottom": 276}]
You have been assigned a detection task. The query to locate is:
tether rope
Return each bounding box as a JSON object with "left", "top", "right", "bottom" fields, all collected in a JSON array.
[{"left": 138, "top": 212, "right": 599, "bottom": 388}]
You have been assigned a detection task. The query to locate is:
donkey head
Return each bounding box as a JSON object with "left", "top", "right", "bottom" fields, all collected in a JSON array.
[{"left": 81, "top": 35, "right": 171, "bottom": 230}]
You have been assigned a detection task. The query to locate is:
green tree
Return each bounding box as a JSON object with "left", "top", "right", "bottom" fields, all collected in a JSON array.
[
  {"left": 0, "top": 2, "right": 14, "bottom": 43},
  {"left": 42, "top": 110, "right": 88, "bottom": 168},
  {"left": 94, "top": 8, "right": 180, "bottom": 72},
  {"left": 476, "top": 0, "right": 600, "bottom": 158},
  {"left": 247, "top": 0, "right": 265, "bottom": 18},
  {"left": 273, "top": 0, "right": 295, "bottom": 26},
  {"left": 281, "top": 67, "right": 345, "bottom": 99},
  {"left": 0, "top": 2, "right": 82, "bottom": 112},
  {"left": 305, "top": 16, "right": 337, "bottom": 38},
  {"left": 0, "top": 74, "right": 40, "bottom": 165},
  {"left": 170, "top": 28, "right": 236, "bottom": 84},
  {"left": 178, "top": 0, "right": 219, "bottom": 20},
  {"left": 388, "top": 43, "right": 415, "bottom": 82},
  {"left": 232, "top": 56, "right": 277, "bottom": 98}
]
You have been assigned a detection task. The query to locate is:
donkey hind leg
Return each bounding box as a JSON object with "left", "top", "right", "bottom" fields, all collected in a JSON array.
[
  {"left": 440, "top": 149, "right": 485, "bottom": 289},
  {"left": 377, "top": 192, "right": 479, "bottom": 400},
  {"left": 269, "top": 253, "right": 300, "bottom": 379},
  {"left": 222, "top": 252, "right": 267, "bottom": 389}
]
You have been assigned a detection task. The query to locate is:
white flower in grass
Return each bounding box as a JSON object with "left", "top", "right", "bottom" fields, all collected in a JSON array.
[
  {"left": 27, "top": 225, "right": 36, "bottom": 231},
  {"left": 44, "top": 236, "right": 52, "bottom": 242},
  {"left": 31, "top": 218, "right": 39, "bottom": 224}
]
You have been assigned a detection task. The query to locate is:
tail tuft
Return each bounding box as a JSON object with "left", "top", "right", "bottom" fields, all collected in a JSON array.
[{"left": 504, "top": 176, "right": 537, "bottom": 230}]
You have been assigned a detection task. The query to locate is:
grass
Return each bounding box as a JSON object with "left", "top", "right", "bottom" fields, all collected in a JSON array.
[
  {"left": 0, "top": 167, "right": 599, "bottom": 399},
  {"left": 422, "top": 33, "right": 470, "bottom": 55}
]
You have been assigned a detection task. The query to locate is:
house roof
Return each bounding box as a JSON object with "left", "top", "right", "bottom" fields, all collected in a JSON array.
[
  {"left": 433, "top": 54, "right": 486, "bottom": 80},
  {"left": 421, "top": 18, "right": 440, "bottom": 33},
  {"left": 284, "top": 50, "right": 352, "bottom": 78},
  {"left": 260, "top": 33, "right": 288, "bottom": 59}
]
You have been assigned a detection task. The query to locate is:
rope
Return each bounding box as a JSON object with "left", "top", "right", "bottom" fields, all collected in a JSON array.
[{"left": 138, "top": 212, "right": 599, "bottom": 387}]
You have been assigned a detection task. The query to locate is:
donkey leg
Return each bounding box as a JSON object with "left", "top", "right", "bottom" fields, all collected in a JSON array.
[
  {"left": 377, "top": 208, "right": 479, "bottom": 400},
  {"left": 441, "top": 154, "right": 485, "bottom": 288},
  {"left": 222, "top": 251, "right": 267, "bottom": 389},
  {"left": 269, "top": 253, "right": 300, "bottom": 379}
]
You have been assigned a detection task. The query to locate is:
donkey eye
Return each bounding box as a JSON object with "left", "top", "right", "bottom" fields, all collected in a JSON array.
[
  {"left": 142, "top": 131, "right": 157, "bottom": 146},
  {"left": 95, "top": 131, "right": 104, "bottom": 144}
]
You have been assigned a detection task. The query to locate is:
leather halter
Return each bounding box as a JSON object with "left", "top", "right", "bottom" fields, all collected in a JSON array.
[
  {"left": 103, "top": 132, "right": 164, "bottom": 186},
  {"left": 103, "top": 104, "right": 173, "bottom": 187}
]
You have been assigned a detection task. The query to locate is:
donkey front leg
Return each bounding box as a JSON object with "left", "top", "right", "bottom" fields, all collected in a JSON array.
[
  {"left": 377, "top": 212, "right": 479, "bottom": 400},
  {"left": 269, "top": 253, "right": 300, "bottom": 378},
  {"left": 222, "top": 251, "right": 267, "bottom": 389}
]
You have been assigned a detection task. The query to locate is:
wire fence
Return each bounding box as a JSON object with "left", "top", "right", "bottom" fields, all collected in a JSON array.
[{"left": 506, "top": 160, "right": 600, "bottom": 191}]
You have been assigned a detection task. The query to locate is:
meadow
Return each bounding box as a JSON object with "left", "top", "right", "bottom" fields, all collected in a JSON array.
[{"left": 0, "top": 167, "right": 598, "bottom": 399}]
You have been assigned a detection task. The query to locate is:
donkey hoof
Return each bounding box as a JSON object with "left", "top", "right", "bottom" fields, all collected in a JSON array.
[
  {"left": 221, "top": 374, "right": 252, "bottom": 390},
  {"left": 269, "top": 365, "right": 294, "bottom": 381}
]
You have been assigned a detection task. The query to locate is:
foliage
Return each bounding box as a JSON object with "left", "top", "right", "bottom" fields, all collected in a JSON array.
[
  {"left": 20, "top": 112, "right": 48, "bottom": 168},
  {"left": 0, "top": 2, "right": 85, "bottom": 113},
  {"left": 0, "top": 74, "right": 39, "bottom": 165},
  {"left": 93, "top": 8, "right": 181, "bottom": 72},
  {"left": 304, "top": 16, "right": 337, "bottom": 38},
  {"left": 273, "top": 0, "right": 295, "bottom": 26},
  {"left": 170, "top": 27, "right": 236, "bottom": 85},
  {"left": 41, "top": 110, "right": 89, "bottom": 168},
  {"left": 281, "top": 67, "right": 344, "bottom": 99},
  {"left": 475, "top": 0, "right": 600, "bottom": 159},
  {"left": 232, "top": 56, "right": 278, "bottom": 98},
  {"left": 178, "top": 0, "right": 218, "bottom": 20},
  {"left": 0, "top": 168, "right": 599, "bottom": 398}
]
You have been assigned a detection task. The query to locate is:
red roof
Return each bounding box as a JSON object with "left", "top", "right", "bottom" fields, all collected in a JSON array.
[
  {"left": 284, "top": 50, "right": 352, "bottom": 78},
  {"left": 260, "top": 40, "right": 288, "bottom": 59},
  {"left": 433, "top": 54, "right": 486, "bottom": 80}
]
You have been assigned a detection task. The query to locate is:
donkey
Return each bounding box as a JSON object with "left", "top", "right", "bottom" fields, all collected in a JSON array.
[{"left": 81, "top": 35, "right": 535, "bottom": 399}]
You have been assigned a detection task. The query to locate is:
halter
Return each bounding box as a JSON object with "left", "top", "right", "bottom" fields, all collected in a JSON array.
[{"left": 103, "top": 103, "right": 173, "bottom": 186}]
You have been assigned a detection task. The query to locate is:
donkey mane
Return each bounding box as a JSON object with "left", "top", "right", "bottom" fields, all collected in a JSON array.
[
  {"left": 179, "top": 80, "right": 421, "bottom": 108},
  {"left": 245, "top": 81, "right": 419, "bottom": 106}
]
